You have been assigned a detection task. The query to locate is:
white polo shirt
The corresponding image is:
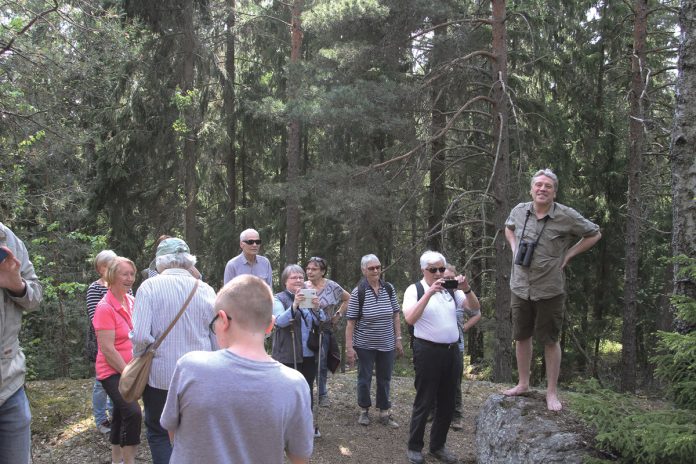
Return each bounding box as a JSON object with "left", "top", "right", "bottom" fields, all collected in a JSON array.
[{"left": 403, "top": 279, "right": 461, "bottom": 344}]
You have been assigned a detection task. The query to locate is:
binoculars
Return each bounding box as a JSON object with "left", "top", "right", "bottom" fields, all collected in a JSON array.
[{"left": 514, "top": 240, "right": 536, "bottom": 267}]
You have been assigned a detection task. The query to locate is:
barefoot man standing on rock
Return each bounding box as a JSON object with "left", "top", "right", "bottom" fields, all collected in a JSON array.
[{"left": 503, "top": 169, "right": 601, "bottom": 411}]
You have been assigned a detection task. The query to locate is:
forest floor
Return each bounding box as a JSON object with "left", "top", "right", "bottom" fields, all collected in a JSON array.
[{"left": 27, "top": 373, "right": 575, "bottom": 464}]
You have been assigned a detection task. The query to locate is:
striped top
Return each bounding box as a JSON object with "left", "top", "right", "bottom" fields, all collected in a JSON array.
[
  {"left": 346, "top": 283, "right": 400, "bottom": 351},
  {"left": 130, "top": 268, "right": 217, "bottom": 390}
]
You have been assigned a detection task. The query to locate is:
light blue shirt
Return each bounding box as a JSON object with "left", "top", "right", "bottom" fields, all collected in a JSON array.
[
  {"left": 131, "top": 268, "right": 217, "bottom": 390},
  {"left": 275, "top": 306, "right": 326, "bottom": 357},
  {"left": 223, "top": 253, "right": 273, "bottom": 289}
]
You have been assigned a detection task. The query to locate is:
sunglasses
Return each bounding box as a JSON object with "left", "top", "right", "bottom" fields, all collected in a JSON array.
[
  {"left": 426, "top": 267, "right": 446, "bottom": 274},
  {"left": 366, "top": 265, "right": 382, "bottom": 271},
  {"left": 242, "top": 239, "right": 262, "bottom": 245},
  {"left": 209, "top": 313, "right": 232, "bottom": 334}
]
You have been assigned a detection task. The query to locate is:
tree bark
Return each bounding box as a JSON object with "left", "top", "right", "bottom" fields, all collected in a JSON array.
[
  {"left": 284, "top": 0, "right": 303, "bottom": 265},
  {"left": 427, "top": 18, "right": 448, "bottom": 251},
  {"left": 671, "top": 0, "right": 696, "bottom": 321},
  {"left": 223, "top": 0, "right": 237, "bottom": 241},
  {"left": 491, "top": 0, "right": 513, "bottom": 383},
  {"left": 621, "top": 0, "right": 648, "bottom": 393},
  {"left": 182, "top": 1, "right": 199, "bottom": 251}
]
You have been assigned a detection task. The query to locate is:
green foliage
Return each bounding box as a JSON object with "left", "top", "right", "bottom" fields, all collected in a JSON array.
[
  {"left": 652, "top": 256, "right": 696, "bottom": 410},
  {"left": 568, "top": 379, "right": 696, "bottom": 464}
]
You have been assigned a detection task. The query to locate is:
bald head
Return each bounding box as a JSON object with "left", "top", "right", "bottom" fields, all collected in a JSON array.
[{"left": 215, "top": 275, "right": 273, "bottom": 333}]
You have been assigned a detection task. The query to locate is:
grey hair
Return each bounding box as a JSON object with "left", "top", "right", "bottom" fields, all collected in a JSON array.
[
  {"left": 360, "top": 254, "right": 380, "bottom": 269},
  {"left": 240, "top": 228, "right": 259, "bottom": 241},
  {"left": 156, "top": 253, "right": 197, "bottom": 272},
  {"left": 281, "top": 264, "right": 304, "bottom": 285},
  {"left": 419, "top": 250, "right": 447, "bottom": 269},
  {"left": 94, "top": 249, "right": 117, "bottom": 273},
  {"left": 531, "top": 168, "right": 558, "bottom": 191}
]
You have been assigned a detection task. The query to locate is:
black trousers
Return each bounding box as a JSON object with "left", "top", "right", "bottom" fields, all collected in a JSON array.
[
  {"left": 100, "top": 374, "right": 142, "bottom": 447},
  {"left": 284, "top": 355, "right": 317, "bottom": 409},
  {"left": 407, "top": 338, "right": 460, "bottom": 453}
]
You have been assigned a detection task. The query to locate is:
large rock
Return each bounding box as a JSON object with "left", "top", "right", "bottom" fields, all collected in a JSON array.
[{"left": 475, "top": 392, "right": 595, "bottom": 464}]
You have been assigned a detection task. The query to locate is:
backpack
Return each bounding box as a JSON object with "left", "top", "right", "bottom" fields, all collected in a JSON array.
[
  {"left": 408, "top": 282, "right": 456, "bottom": 349},
  {"left": 356, "top": 277, "right": 395, "bottom": 320}
]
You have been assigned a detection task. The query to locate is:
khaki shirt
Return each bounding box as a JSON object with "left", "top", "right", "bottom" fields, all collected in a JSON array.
[{"left": 506, "top": 202, "right": 599, "bottom": 301}]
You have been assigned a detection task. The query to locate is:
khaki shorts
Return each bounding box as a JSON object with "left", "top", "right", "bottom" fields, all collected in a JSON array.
[{"left": 511, "top": 293, "right": 565, "bottom": 345}]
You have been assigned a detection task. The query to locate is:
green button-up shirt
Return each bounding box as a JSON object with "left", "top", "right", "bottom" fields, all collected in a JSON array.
[{"left": 506, "top": 202, "right": 600, "bottom": 301}]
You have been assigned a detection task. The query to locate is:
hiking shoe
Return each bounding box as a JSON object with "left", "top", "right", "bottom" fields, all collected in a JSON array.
[
  {"left": 358, "top": 410, "right": 370, "bottom": 426},
  {"left": 378, "top": 413, "right": 399, "bottom": 428},
  {"left": 319, "top": 396, "right": 329, "bottom": 408},
  {"left": 96, "top": 419, "right": 111, "bottom": 434},
  {"left": 314, "top": 427, "right": 321, "bottom": 438},
  {"left": 429, "top": 447, "right": 457, "bottom": 464},
  {"left": 406, "top": 449, "right": 424, "bottom": 464},
  {"left": 450, "top": 419, "right": 463, "bottom": 430}
]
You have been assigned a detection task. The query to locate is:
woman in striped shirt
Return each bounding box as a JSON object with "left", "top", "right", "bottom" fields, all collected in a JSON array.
[{"left": 345, "top": 254, "right": 403, "bottom": 428}]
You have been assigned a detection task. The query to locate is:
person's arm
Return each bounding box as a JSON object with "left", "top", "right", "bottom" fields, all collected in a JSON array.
[
  {"left": 332, "top": 288, "right": 351, "bottom": 324},
  {"left": 345, "top": 319, "right": 357, "bottom": 368},
  {"left": 130, "top": 287, "right": 155, "bottom": 357},
  {"left": 223, "top": 260, "right": 235, "bottom": 285},
  {"left": 0, "top": 241, "right": 42, "bottom": 310},
  {"left": 403, "top": 282, "right": 440, "bottom": 325},
  {"left": 505, "top": 226, "right": 518, "bottom": 257},
  {"left": 463, "top": 312, "right": 481, "bottom": 332},
  {"left": 393, "top": 312, "right": 404, "bottom": 356},
  {"left": 561, "top": 231, "right": 602, "bottom": 269},
  {"left": 96, "top": 330, "right": 127, "bottom": 373},
  {"left": 274, "top": 306, "right": 297, "bottom": 328}
]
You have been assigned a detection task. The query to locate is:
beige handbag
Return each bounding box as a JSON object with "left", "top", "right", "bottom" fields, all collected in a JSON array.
[{"left": 118, "top": 280, "right": 200, "bottom": 402}]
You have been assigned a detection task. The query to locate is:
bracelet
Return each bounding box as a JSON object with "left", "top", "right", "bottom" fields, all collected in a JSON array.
[{"left": 463, "top": 288, "right": 472, "bottom": 294}]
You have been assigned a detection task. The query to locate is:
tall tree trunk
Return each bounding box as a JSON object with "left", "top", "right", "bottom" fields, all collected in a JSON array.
[
  {"left": 223, "top": 0, "right": 237, "bottom": 242},
  {"left": 621, "top": 0, "right": 648, "bottom": 393},
  {"left": 427, "top": 18, "right": 448, "bottom": 251},
  {"left": 670, "top": 0, "right": 696, "bottom": 322},
  {"left": 284, "top": 0, "right": 303, "bottom": 265},
  {"left": 491, "top": 0, "right": 512, "bottom": 383},
  {"left": 182, "top": 2, "right": 199, "bottom": 251}
]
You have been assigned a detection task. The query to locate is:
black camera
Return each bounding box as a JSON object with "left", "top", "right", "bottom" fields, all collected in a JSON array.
[
  {"left": 442, "top": 279, "right": 459, "bottom": 289},
  {"left": 514, "top": 240, "right": 536, "bottom": 267}
]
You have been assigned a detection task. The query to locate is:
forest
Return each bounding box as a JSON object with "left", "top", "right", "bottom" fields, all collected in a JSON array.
[{"left": 1, "top": 0, "right": 695, "bottom": 461}]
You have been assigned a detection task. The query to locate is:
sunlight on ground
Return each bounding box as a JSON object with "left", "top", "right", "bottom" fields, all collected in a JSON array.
[
  {"left": 339, "top": 445, "right": 352, "bottom": 456},
  {"left": 54, "top": 417, "right": 93, "bottom": 445}
]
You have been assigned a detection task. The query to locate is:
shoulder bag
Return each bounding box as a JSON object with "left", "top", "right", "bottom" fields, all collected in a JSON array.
[{"left": 118, "top": 280, "right": 200, "bottom": 402}]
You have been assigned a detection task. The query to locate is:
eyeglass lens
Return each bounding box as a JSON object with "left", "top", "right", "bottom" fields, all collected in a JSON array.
[
  {"left": 243, "top": 239, "right": 262, "bottom": 245},
  {"left": 427, "top": 267, "right": 446, "bottom": 273}
]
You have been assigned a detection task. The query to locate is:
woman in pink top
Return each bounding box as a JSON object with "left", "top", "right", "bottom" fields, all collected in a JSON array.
[{"left": 93, "top": 257, "right": 142, "bottom": 464}]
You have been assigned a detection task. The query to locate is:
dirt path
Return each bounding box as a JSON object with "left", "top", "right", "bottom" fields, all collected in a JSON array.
[{"left": 29, "top": 374, "right": 503, "bottom": 463}]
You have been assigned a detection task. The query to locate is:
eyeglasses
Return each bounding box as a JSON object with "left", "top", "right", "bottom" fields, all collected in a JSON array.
[
  {"left": 366, "top": 265, "right": 381, "bottom": 271},
  {"left": 209, "top": 313, "right": 232, "bottom": 334},
  {"left": 242, "top": 239, "right": 262, "bottom": 245},
  {"left": 426, "top": 267, "right": 446, "bottom": 273}
]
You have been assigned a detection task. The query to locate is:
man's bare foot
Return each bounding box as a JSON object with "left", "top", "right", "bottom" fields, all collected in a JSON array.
[
  {"left": 546, "top": 393, "right": 562, "bottom": 411},
  {"left": 502, "top": 385, "right": 528, "bottom": 396}
]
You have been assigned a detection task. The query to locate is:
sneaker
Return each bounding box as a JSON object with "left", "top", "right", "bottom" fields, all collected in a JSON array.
[
  {"left": 318, "top": 396, "right": 329, "bottom": 408},
  {"left": 429, "top": 447, "right": 458, "bottom": 464},
  {"left": 314, "top": 427, "right": 321, "bottom": 438},
  {"left": 358, "top": 410, "right": 370, "bottom": 426},
  {"left": 97, "top": 419, "right": 111, "bottom": 434},
  {"left": 450, "top": 419, "right": 463, "bottom": 431},
  {"left": 406, "top": 449, "right": 425, "bottom": 464},
  {"left": 378, "top": 413, "right": 399, "bottom": 428}
]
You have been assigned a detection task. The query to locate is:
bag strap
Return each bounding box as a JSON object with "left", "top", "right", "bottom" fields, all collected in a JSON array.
[{"left": 151, "top": 279, "right": 200, "bottom": 351}]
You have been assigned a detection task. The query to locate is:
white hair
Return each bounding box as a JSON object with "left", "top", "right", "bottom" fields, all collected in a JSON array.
[
  {"left": 240, "top": 228, "right": 260, "bottom": 241},
  {"left": 531, "top": 168, "right": 558, "bottom": 190},
  {"left": 419, "top": 251, "right": 446, "bottom": 269},
  {"left": 156, "top": 253, "right": 197, "bottom": 272},
  {"left": 93, "top": 249, "right": 117, "bottom": 272},
  {"left": 360, "top": 254, "right": 380, "bottom": 269}
]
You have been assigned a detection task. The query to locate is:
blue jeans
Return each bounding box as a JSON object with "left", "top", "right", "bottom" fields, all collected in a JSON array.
[
  {"left": 143, "top": 385, "right": 172, "bottom": 464},
  {"left": 0, "top": 386, "right": 31, "bottom": 464},
  {"left": 92, "top": 377, "right": 113, "bottom": 426},
  {"left": 317, "top": 330, "right": 331, "bottom": 398},
  {"left": 354, "top": 348, "right": 395, "bottom": 410}
]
